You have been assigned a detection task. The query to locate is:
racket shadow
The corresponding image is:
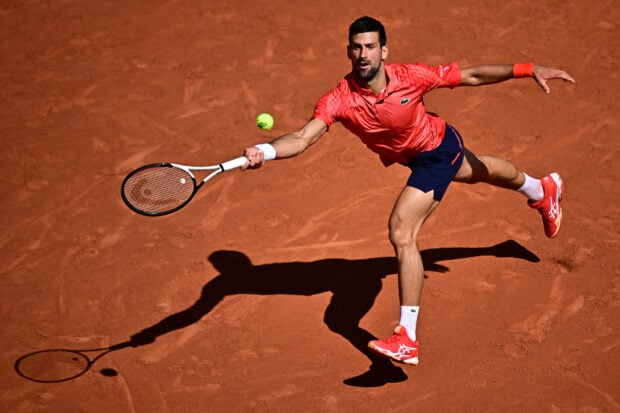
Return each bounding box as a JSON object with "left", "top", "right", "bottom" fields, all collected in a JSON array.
[
  {"left": 14, "top": 341, "right": 133, "bottom": 384},
  {"left": 128, "top": 239, "right": 538, "bottom": 387}
]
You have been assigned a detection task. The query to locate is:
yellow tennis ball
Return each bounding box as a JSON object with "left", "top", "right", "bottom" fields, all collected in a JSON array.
[{"left": 256, "top": 113, "right": 274, "bottom": 130}]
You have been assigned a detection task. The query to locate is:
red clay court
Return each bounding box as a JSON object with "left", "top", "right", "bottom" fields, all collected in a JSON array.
[{"left": 1, "top": 1, "right": 618, "bottom": 411}]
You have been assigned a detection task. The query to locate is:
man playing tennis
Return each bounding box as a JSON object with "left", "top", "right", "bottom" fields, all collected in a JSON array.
[{"left": 242, "top": 16, "right": 574, "bottom": 365}]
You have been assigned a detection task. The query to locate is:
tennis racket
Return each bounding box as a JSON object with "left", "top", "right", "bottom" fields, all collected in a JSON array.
[{"left": 121, "top": 156, "right": 248, "bottom": 216}]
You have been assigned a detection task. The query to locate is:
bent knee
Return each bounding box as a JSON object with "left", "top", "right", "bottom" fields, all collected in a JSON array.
[{"left": 388, "top": 220, "right": 417, "bottom": 249}]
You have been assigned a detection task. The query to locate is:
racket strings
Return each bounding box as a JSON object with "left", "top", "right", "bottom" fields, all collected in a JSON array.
[{"left": 123, "top": 166, "right": 194, "bottom": 214}]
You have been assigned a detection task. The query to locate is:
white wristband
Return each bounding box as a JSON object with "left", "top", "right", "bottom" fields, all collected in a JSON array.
[{"left": 254, "top": 143, "right": 277, "bottom": 161}]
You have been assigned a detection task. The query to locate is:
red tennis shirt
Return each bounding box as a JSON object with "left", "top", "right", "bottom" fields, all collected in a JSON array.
[{"left": 312, "top": 62, "right": 462, "bottom": 166}]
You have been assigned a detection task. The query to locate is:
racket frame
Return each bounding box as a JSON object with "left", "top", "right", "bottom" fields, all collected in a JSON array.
[{"left": 121, "top": 156, "right": 248, "bottom": 217}]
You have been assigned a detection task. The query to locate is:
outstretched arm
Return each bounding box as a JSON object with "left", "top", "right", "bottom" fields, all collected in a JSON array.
[
  {"left": 242, "top": 117, "right": 328, "bottom": 170},
  {"left": 460, "top": 63, "right": 575, "bottom": 94}
]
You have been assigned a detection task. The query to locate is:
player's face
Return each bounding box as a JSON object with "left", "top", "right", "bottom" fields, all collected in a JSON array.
[{"left": 347, "top": 32, "right": 388, "bottom": 83}]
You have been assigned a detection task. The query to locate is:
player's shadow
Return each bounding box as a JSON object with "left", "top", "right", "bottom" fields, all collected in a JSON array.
[{"left": 129, "top": 240, "right": 538, "bottom": 387}]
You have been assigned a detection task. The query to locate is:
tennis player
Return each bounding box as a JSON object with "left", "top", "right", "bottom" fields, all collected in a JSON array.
[{"left": 242, "top": 16, "right": 574, "bottom": 365}]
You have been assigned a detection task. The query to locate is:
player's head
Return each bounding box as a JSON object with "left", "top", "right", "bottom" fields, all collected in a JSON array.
[
  {"left": 348, "top": 16, "right": 387, "bottom": 47},
  {"left": 347, "top": 16, "right": 388, "bottom": 83}
]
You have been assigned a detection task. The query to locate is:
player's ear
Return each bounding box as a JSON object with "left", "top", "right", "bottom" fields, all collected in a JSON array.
[
  {"left": 382, "top": 45, "right": 389, "bottom": 60},
  {"left": 346, "top": 44, "right": 353, "bottom": 59}
]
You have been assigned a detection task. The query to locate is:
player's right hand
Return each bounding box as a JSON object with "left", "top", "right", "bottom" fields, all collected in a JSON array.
[{"left": 241, "top": 146, "right": 266, "bottom": 170}]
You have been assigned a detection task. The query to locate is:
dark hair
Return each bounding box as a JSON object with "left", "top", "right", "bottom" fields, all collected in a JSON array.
[{"left": 348, "top": 16, "right": 387, "bottom": 46}]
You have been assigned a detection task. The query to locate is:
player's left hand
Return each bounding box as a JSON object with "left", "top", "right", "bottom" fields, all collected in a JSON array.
[{"left": 533, "top": 65, "right": 575, "bottom": 94}]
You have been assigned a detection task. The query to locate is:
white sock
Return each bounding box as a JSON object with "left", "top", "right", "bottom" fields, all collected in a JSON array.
[
  {"left": 399, "top": 306, "right": 420, "bottom": 341},
  {"left": 518, "top": 173, "right": 544, "bottom": 201}
]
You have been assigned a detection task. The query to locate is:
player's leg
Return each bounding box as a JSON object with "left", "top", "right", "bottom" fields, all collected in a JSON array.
[
  {"left": 367, "top": 186, "right": 437, "bottom": 365},
  {"left": 388, "top": 186, "right": 438, "bottom": 307},
  {"left": 368, "top": 126, "right": 465, "bottom": 365},
  {"left": 455, "top": 149, "right": 564, "bottom": 238},
  {"left": 454, "top": 149, "right": 525, "bottom": 189}
]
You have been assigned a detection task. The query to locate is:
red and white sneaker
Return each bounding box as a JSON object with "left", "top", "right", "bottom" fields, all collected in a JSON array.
[
  {"left": 368, "top": 325, "right": 419, "bottom": 365},
  {"left": 528, "top": 173, "right": 564, "bottom": 238}
]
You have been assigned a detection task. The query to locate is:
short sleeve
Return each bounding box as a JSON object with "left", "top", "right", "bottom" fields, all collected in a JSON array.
[{"left": 312, "top": 91, "right": 337, "bottom": 126}]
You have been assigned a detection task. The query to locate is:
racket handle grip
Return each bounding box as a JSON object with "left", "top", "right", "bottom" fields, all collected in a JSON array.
[{"left": 220, "top": 156, "right": 249, "bottom": 171}]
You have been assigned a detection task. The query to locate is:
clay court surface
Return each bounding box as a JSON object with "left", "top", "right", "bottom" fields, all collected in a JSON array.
[{"left": 1, "top": 1, "right": 618, "bottom": 411}]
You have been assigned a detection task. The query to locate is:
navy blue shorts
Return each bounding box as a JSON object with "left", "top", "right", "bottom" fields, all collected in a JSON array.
[{"left": 404, "top": 124, "right": 465, "bottom": 201}]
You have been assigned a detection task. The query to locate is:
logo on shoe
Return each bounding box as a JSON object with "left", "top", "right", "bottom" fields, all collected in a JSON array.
[
  {"left": 547, "top": 184, "right": 562, "bottom": 220},
  {"left": 548, "top": 199, "right": 559, "bottom": 219},
  {"left": 543, "top": 175, "right": 562, "bottom": 221},
  {"left": 395, "top": 344, "right": 416, "bottom": 359}
]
